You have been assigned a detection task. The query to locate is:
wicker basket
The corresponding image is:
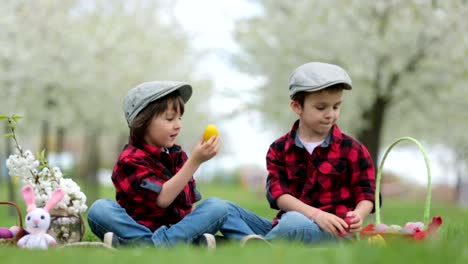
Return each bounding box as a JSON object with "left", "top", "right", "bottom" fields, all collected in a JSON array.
[
  {"left": 0, "top": 201, "right": 27, "bottom": 246},
  {"left": 360, "top": 137, "right": 443, "bottom": 243}
]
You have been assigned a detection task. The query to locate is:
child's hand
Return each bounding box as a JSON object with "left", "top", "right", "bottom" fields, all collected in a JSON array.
[
  {"left": 191, "top": 135, "right": 220, "bottom": 164},
  {"left": 345, "top": 211, "right": 363, "bottom": 232},
  {"left": 314, "top": 211, "right": 348, "bottom": 236}
]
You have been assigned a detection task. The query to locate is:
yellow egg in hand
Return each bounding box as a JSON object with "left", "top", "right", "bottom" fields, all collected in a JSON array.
[{"left": 203, "top": 124, "right": 219, "bottom": 141}]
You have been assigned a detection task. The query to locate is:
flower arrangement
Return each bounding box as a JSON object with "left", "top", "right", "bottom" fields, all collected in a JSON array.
[{"left": 1, "top": 114, "right": 87, "bottom": 216}]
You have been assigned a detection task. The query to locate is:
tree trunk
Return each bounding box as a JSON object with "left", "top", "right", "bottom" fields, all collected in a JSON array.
[
  {"left": 56, "top": 127, "right": 65, "bottom": 153},
  {"left": 80, "top": 128, "right": 101, "bottom": 204},
  {"left": 40, "top": 119, "right": 50, "bottom": 152},
  {"left": 116, "top": 132, "right": 127, "bottom": 158},
  {"left": 1, "top": 123, "right": 6, "bottom": 185},
  {"left": 455, "top": 169, "right": 462, "bottom": 204},
  {"left": 5, "top": 122, "right": 16, "bottom": 215},
  {"left": 454, "top": 150, "right": 467, "bottom": 205},
  {"left": 356, "top": 96, "right": 388, "bottom": 165},
  {"left": 54, "top": 126, "right": 65, "bottom": 169}
]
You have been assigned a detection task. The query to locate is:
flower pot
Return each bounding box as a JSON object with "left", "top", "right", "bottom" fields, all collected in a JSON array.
[{"left": 48, "top": 209, "right": 85, "bottom": 244}]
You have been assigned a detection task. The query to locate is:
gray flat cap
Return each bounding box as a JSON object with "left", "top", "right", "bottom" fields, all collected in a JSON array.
[
  {"left": 124, "top": 81, "right": 192, "bottom": 126},
  {"left": 289, "top": 62, "right": 352, "bottom": 98}
]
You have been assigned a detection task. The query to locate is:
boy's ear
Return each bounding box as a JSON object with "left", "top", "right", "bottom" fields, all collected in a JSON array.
[{"left": 290, "top": 100, "right": 302, "bottom": 115}]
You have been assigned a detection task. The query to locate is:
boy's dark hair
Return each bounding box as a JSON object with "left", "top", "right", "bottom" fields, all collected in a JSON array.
[
  {"left": 291, "top": 83, "right": 345, "bottom": 106},
  {"left": 130, "top": 91, "right": 185, "bottom": 139}
]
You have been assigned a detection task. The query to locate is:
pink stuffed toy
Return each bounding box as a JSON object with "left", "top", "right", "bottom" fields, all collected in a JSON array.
[{"left": 17, "top": 185, "right": 65, "bottom": 249}]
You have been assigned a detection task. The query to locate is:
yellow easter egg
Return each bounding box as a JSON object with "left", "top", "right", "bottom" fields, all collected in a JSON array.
[
  {"left": 203, "top": 124, "right": 219, "bottom": 141},
  {"left": 367, "top": 234, "right": 386, "bottom": 246}
]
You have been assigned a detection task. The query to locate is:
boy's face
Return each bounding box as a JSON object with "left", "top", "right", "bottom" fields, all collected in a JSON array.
[
  {"left": 144, "top": 102, "right": 182, "bottom": 148},
  {"left": 290, "top": 90, "right": 343, "bottom": 140}
]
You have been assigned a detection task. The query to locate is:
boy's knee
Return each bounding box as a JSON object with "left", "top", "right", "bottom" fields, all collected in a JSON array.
[
  {"left": 197, "top": 197, "right": 228, "bottom": 217},
  {"left": 267, "top": 211, "right": 320, "bottom": 241},
  {"left": 278, "top": 211, "right": 312, "bottom": 227},
  {"left": 88, "top": 199, "right": 119, "bottom": 220},
  {"left": 199, "top": 197, "right": 224, "bottom": 206}
]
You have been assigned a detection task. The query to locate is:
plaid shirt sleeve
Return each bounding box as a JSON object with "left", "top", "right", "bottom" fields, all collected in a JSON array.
[
  {"left": 349, "top": 144, "right": 376, "bottom": 206},
  {"left": 113, "top": 155, "right": 168, "bottom": 214},
  {"left": 265, "top": 141, "right": 290, "bottom": 210}
]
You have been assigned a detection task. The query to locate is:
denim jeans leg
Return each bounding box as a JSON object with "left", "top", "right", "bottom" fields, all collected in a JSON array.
[
  {"left": 219, "top": 201, "right": 272, "bottom": 240},
  {"left": 87, "top": 199, "right": 153, "bottom": 246},
  {"left": 264, "top": 211, "right": 338, "bottom": 244},
  {"left": 151, "top": 197, "right": 228, "bottom": 247}
]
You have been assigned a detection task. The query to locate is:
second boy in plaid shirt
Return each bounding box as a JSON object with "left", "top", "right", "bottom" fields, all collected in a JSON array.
[{"left": 265, "top": 62, "right": 376, "bottom": 243}]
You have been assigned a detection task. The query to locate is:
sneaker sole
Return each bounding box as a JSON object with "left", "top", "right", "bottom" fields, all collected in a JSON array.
[
  {"left": 240, "top": 234, "right": 271, "bottom": 247},
  {"left": 202, "top": 233, "right": 216, "bottom": 250}
]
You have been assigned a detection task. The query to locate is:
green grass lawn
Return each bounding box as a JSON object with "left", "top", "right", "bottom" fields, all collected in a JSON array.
[{"left": 1, "top": 182, "right": 468, "bottom": 263}]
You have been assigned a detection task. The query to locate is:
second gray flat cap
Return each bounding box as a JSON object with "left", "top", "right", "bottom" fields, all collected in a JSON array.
[{"left": 289, "top": 62, "right": 352, "bottom": 98}]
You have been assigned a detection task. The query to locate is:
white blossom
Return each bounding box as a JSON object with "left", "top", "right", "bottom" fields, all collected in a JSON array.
[{"left": 6, "top": 149, "right": 87, "bottom": 215}]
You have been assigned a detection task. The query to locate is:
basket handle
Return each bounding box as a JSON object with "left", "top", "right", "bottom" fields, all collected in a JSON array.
[
  {"left": 0, "top": 201, "right": 24, "bottom": 228},
  {"left": 375, "top": 137, "right": 432, "bottom": 225}
]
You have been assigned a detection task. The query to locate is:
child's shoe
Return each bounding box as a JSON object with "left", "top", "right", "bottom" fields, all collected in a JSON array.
[
  {"left": 240, "top": 234, "right": 271, "bottom": 247},
  {"left": 199, "top": 233, "right": 216, "bottom": 250},
  {"left": 103, "top": 232, "right": 120, "bottom": 248}
]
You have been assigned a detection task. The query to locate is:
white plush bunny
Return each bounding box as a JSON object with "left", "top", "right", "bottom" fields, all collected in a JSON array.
[{"left": 17, "top": 185, "right": 65, "bottom": 249}]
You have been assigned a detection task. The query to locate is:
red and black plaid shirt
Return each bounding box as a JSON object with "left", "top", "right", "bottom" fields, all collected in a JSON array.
[
  {"left": 266, "top": 120, "right": 375, "bottom": 225},
  {"left": 112, "top": 137, "right": 201, "bottom": 231}
]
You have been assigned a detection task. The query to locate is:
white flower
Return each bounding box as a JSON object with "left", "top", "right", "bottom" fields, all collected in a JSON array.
[
  {"left": 6, "top": 148, "right": 88, "bottom": 215},
  {"left": 52, "top": 167, "right": 63, "bottom": 178}
]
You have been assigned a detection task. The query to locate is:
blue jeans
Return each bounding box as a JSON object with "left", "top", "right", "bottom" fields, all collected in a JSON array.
[
  {"left": 222, "top": 206, "right": 338, "bottom": 244},
  {"left": 88, "top": 197, "right": 229, "bottom": 247},
  {"left": 220, "top": 201, "right": 272, "bottom": 240},
  {"left": 88, "top": 199, "right": 337, "bottom": 246},
  {"left": 265, "top": 211, "right": 338, "bottom": 244}
]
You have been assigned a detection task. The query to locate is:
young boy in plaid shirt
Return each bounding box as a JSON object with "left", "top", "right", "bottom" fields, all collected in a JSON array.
[
  {"left": 264, "top": 62, "right": 376, "bottom": 243},
  {"left": 87, "top": 81, "right": 272, "bottom": 248}
]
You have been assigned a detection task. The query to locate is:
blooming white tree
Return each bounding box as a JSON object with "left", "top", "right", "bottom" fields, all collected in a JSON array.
[
  {"left": 0, "top": 0, "right": 215, "bottom": 202},
  {"left": 232, "top": 0, "right": 468, "bottom": 163},
  {"left": 0, "top": 0, "right": 212, "bottom": 141}
]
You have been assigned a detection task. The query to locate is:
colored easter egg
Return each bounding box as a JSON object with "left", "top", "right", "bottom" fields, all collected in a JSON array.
[
  {"left": 367, "top": 234, "right": 386, "bottom": 246},
  {"left": 344, "top": 216, "right": 353, "bottom": 231},
  {"left": 375, "top": 223, "right": 389, "bottom": 233},
  {"left": 0, "top": 227, "right": 13, "bottom": 239},
  {"left": 404, "top": 221, "right": 424, "bottom": 230},
  {"left": 388, "top": 224, "right": 402, "bottom": 233},
  {"left": 203, "top": 124, "right": 219, "bottom": 141}
]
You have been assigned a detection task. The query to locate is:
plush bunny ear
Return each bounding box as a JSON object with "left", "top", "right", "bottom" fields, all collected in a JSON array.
[
  {"left": 21, "top": 185, "right": 36, "bottom": 212},
  {"left": 44, "top": 188, "right": 65, "bottom": 212}
]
